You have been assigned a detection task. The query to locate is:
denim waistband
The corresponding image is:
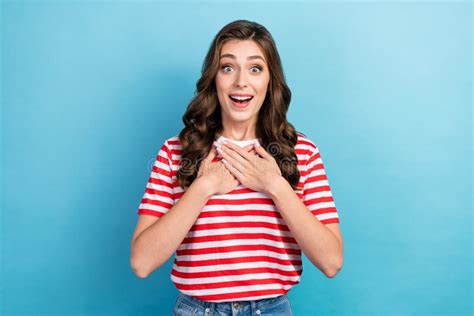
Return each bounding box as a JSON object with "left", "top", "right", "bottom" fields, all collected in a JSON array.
[{"left": 176, "top": 291, "right": 289, "bottom": 314}]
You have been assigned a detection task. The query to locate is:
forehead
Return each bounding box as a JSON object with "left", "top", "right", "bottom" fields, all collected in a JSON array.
[{"left": 220, "top": 39, "right": 266, "bottom": 62}]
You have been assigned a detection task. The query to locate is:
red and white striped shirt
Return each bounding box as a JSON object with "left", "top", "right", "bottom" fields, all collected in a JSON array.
[{"left": 137, "top": 132, "right": 340, "bottom": 302}]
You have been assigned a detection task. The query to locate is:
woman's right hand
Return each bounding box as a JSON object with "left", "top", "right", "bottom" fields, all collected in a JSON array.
[{"left": 197, "top": 144, "right": 255, "bottom": 195}]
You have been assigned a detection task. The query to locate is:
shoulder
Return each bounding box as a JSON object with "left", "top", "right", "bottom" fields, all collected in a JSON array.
[
  {"left": 295, "top": 131, "right": 319, "bottom": 155},
  {"left": 163, "top": 134, "right": 181, "bottom": 149},
  {"left": 156, "top": 134, "right": 182, "bottom": 158}
]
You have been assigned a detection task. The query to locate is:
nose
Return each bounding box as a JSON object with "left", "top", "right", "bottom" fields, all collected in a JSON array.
[{"left": 234, "top": 69, "right": 248, "bottom": 88}]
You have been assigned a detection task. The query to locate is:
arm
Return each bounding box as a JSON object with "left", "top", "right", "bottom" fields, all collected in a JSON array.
[
  {"left": 130, "top": 177, "right": 213, "bottom": 278},
  {"left": 266, "top": 177, "right": 344, "bottom": 278}
]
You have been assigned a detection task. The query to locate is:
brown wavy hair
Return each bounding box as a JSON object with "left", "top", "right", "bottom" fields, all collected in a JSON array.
[{"left": 177, "top": 19, "right": 302, "bottom": 191}]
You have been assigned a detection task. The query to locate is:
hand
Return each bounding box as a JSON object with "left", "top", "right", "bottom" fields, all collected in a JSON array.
[
  {"left": 197, "top": 144, "right": 256, "bottom": 195},
  {"left": 216, "top": 141, "right": 283, "bottom": 194},
  {"left": 214, "top": 141, "right": 257, "bottom": 159}
]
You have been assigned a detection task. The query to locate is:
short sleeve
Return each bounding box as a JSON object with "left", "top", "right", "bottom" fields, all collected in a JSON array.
[
  {"left": 137, "top": 140, "right": 175, "bottom": 217},
  {"left": 302, "top": 141, "right": 340, "bottom": 225}
]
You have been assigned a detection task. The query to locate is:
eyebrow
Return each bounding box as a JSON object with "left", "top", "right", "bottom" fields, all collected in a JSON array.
[{"left": 219, "top": 53, "right": 265, "bottom": 62}]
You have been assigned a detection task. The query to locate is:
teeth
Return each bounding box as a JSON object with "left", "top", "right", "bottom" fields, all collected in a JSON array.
[{"left": 230, "top": 95, "right": 252, "bottom": 101}]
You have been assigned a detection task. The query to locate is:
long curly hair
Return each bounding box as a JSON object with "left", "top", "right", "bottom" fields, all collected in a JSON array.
[{"left": 177, "top": 19, "right": 302, "bottom": 191}]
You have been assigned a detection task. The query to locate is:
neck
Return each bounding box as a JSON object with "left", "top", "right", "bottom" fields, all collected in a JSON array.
[
  {"left": 218, "top": 114, "right": 258, "bottom": 141},
  {"left": 217, "top": 128, "right": 257, "bottom": 141}
]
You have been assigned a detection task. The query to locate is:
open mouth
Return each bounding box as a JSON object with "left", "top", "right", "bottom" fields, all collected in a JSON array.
[{"left": 228, "top": 95, "right": 253, "bottom": 108}]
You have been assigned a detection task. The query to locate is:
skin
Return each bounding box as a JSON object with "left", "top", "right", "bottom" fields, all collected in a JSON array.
[
  {"left": 215, "top": 39, "right": 270, "bottom": 141},
  {"left": 130, "top": 39, "right": 343, "bottom": 279}
]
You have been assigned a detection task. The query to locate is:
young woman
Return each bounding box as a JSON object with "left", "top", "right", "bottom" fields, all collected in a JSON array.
[{"left": 131, "top": 19, "right": 343, "bottom": 316}]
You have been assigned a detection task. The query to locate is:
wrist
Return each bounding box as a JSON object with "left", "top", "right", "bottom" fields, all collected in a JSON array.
[
  {"left": 264, "top": 176, "right": 287, "bottom": 197},
  {"left": 192, "top": 176, "right": 215, "bottom": 198}
]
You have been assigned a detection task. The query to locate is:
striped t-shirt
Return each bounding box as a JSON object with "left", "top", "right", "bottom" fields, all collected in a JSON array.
[{"left": 137, "top": 132, "right": 340, "bottom": 302}]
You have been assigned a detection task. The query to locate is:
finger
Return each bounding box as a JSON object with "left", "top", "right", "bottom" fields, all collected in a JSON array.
[
  {"left": 218, "top": 147, "right": 246, "bottom": 173},
  {"left": 219, "top": 160, "right": 237, "bottom": 176},
  {"left": 254, "top": 143, "right": 272, "bottom": 160},
  {"left": 204, "top": 147, "right": 217, "bottom": 164},
  {"left": 222, "top": 158, "right": 245, "bottom": 183},
  {"left": 222, "top": 141, "right": 254, "bottom": 163},
  {"left": 244, "top": 145, "right": 259, "bottom": 157},
  {"left": 216, "top": 142, "right": 252, "bottom": 154},
  {"left": 244, "top": 144, "right": 259, "bottom": 158},
  {"left": 243, "top": 144, "right": 254, "bottom": 152},
  {"left": 242, "top": 144, "right": 258, "bottom": 154}
]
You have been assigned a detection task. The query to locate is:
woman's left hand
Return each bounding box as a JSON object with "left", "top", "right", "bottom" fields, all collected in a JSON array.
[{"left": 216, "top": 141, "right": 283, "bottom": 194}]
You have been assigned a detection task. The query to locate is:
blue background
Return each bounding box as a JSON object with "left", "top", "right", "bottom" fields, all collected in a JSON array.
[{"left": 1, "top": 1, "right": 472, "bottom": 315}]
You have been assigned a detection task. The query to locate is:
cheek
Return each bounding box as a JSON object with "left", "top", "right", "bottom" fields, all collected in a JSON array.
[
  {"left": 216, "top": 75, "right": 233, "bottom": 92},
  {"left": 215, "top": 74, "right": 223, "bottom": 91},
  {"left": 215, "top": 76, "right": 228, "bottom": 100},
  {"left": 253, "top": 75, "right": 270, "bottom": 93},
  {"left": 255, "top": 80, "right": 269, "bottom": 97}
]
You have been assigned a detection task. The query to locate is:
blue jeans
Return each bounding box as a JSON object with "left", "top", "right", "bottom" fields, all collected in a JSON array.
[{"left": 172, "top": 291, "right": 293, "bottom": 316}]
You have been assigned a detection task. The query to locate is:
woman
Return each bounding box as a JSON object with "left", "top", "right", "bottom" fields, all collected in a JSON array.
[{"left": 131, "top": 20, "right": 343, "bottom": 316}]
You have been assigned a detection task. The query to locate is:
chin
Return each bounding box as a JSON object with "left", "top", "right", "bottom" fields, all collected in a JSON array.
[
  {"left": 223, "top": 109, "right": 255, "bottom": 121},
  {"left": 229, "top": 114, "right": 253, "bottom": 122}
]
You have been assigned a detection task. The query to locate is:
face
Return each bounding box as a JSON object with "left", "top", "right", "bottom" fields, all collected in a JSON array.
[{"left": 215, "top": 39, "right": 270, "bottom": 126}]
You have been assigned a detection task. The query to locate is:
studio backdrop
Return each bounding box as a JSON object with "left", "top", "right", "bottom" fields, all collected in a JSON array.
[{"left": 1, "top": 1, "right": 472, "bottom": 315}]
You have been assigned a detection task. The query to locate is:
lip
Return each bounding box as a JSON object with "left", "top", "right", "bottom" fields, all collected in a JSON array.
[
  {"left": 229, "top": 93, "right": 254, "bottom": 97},
  {"left": 228, "top": 95, "right": 252, "bottom": 109}
]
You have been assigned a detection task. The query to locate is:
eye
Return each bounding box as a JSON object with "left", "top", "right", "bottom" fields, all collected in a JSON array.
[
  {"left": 250, "top": 66, "right": 263, "bottom": 73},
  {"left": 221, "top": 65, "right": 233, "bottom": 72}
]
